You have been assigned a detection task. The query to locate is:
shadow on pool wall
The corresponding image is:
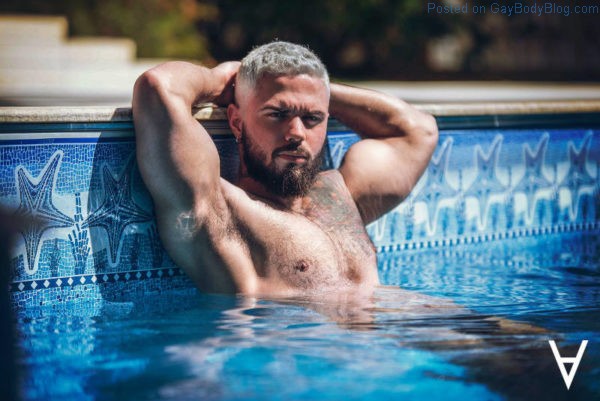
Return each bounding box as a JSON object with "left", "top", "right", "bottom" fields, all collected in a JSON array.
[
  {"left": 0, "top": 208, "right": 19, "bottom": 401},
  {"left": 0, "top": 103, "right": 599, "bottom": 316},
  {"left": 87, "top": 120, "right": 245, "bottom": 313}
]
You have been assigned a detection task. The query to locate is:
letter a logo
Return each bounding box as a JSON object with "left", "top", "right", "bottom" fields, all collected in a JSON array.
[{"left": 548, "top": 340, "right": 588, "bottom": 390}]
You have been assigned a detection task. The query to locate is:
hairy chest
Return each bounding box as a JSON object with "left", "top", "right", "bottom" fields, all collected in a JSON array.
[{"left": 243, "top": 172, "right": 378, "bottom": 291}]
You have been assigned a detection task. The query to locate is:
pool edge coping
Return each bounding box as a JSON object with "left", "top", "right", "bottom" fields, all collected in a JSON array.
[{"left": 2, "top": 100, "right": 600, "bottom": 123}]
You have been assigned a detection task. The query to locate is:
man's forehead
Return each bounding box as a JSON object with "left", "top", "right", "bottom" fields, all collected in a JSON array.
[{"left": 251, "top": 73, "right": 329, "bottom": 107}]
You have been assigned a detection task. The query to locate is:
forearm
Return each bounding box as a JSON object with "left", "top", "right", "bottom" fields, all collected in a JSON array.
[
  {"left": 329, "top": 83, "right": 437, "bottom": 140},
  {"left": 332, "top": 83, "right": 439, "bottom": 224},
  {"left": 138, "top": 61, "right": 225, "bottom": 107}
]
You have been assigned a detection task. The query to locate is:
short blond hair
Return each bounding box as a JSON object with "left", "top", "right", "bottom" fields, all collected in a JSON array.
[{"left": 236, "top": 41, "right": 329, "bottom": 100}]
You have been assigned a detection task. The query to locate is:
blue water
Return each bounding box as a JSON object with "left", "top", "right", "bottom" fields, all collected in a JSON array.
[{"left": 15, "top": 232, "right": 600, "bottom": 401}]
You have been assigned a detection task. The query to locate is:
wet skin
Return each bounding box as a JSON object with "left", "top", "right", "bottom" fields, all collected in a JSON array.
[
  {"left": 133, "top": 61, "right": 438, "bottom": 296},
  {"left": 202, "top": 74, "right": 379, "bottom": 296}
]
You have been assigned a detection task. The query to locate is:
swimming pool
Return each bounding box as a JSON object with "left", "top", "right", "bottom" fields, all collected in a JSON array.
[{"left": 1, "top": 102, "right": 599, "bottom": 400}]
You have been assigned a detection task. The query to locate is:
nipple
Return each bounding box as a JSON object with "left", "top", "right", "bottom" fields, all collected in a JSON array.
[{"left": 294, "top": 260, "right": 310, "bottom": 273}]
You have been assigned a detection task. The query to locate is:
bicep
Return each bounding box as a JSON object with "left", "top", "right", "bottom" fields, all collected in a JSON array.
[{"left": 339, "top": 137, "right": 435, "bottom": 224}]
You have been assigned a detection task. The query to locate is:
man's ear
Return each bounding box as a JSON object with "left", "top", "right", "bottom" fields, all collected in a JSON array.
[{"left": 227, "top": 103, "right": 242, "bottom": 139}]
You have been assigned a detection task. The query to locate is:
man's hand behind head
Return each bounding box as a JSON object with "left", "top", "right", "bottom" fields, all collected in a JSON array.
[{"left": 212, "top": 61, "right": 241, "bottom": 107}]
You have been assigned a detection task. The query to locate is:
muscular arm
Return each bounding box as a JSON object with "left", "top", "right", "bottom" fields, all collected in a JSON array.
[
  {"left": 132, "top": 61, "right": 237, "bottom": 214},
  {"left": 132, "top": 61, "right": 248, "bottom": 292},
  {"left": 331, "top": 83, "right": 438, "bottom": 224}
]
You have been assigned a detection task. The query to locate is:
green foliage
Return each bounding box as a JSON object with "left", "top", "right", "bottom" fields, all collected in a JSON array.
[
  {"left": 3, "top": 0, "right": 597, "bottom": 79},
  {"left": 201, "top": 0, "right": 453, "bottom": 78},
  {"left": 0, "top": 0, "right": 454, "bottom": 77}
]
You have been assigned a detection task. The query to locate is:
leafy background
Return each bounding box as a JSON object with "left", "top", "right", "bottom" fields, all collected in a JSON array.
[{"left": 1, "top": 0, "right": 599, "bottom": 80}]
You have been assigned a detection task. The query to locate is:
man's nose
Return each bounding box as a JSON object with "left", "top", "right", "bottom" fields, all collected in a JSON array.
[{"left": 284, "top": 116, "right": 306, "bottom": 143}]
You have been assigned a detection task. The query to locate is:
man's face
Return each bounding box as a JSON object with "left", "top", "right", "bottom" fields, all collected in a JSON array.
[
  {"left": 241, "top": 125, "right": 324, "bottom": 197},
  {"left": 230, "top": 74, "right": 330, "bottom": 197}
]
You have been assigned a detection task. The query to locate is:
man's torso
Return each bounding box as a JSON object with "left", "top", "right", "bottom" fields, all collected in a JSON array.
[{"left": 162, "top": 170, "right": 379, "bottom": 295}]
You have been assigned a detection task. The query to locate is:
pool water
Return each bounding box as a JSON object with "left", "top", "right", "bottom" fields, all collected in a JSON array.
[{"left": 15, "top": 232, "right": 600, "bottom": 401}]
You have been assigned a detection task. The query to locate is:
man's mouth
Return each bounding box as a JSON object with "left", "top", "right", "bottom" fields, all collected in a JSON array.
[
  {"left": 276, "top": 152, "right": 308, "bottom": 162},
  {"left": 275, "top": 145, "right": 309, "bottom": 161}
]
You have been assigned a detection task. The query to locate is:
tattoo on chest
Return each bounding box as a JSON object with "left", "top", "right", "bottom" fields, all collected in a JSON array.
[{"left": 304, "top": 172, "right": 373, "bottom": 251}]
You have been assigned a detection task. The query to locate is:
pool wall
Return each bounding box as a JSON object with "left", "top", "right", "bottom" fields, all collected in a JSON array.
[{"left": 1, "top": 102, "right": 599, "bottom": 315}]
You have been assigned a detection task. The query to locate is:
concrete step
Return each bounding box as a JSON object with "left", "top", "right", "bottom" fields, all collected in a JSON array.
[
  {"left": 0, "top": 14, "right": 159, "bottom": 105},
  {"left": 0, "top": 38, "right": 136, "bottom": 69},
  {"left": 63, "top": 38, "right": 136, "bottom": 66},
  {"left": 0, "top": 60, "right": 160, "bottom": 106},
  {"left": 0, "top": 44, "right": 63, "bottom": 69},
  {"left": 0, "top": 15, "right": 66, "bottom": 45}
]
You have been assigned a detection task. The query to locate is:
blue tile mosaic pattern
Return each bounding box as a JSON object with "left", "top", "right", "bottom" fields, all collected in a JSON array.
[
  {"left": 328, "top": 128, "right": 600, "bottom": 250},
  {"left": 1, "top": 115, "right": 599, "bottom": 314}
]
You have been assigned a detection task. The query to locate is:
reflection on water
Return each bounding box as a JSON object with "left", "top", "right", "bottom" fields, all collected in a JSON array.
[
  {"left": 17, "top": 288, "right": 599, "bottom": 401},
  {"left": 16, "top": 232, "right": 600, "bottom": 401},
  {"left": 157, "top": 288, "right": 595, "bottom": 401}
]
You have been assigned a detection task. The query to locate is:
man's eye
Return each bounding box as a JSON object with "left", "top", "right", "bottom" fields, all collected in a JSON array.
[
  {"left": 268, "top": 111, "right": 287, "bottom": 119},
  {"left": 303, "top": 115, "right": 323, "bottom": 124}
]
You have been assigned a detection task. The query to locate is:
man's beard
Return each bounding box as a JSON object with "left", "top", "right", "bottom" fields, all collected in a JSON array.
[{"left": 240, "top": 127, "right": 324, "bottom": 198}]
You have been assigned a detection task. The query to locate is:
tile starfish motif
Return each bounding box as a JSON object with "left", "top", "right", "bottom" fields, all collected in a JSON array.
[
  {"left": 84, "top": 156, "right": 152, "bottom": 266},
  {"left": 464, "top": 135, "right": 506, "bottom": 227},
  {"left": 513, "top": 133, "right": 551, "bottom": 220},
  {"left": 559, "top": 132, "right": 595, "bottom": 216},
  {"left": 413, "top": 138, "right": 458, "bottom": 231},
  {"left": 329, "top": 134, "right": 358, "bottom": 168},
  {"left": 14, "top": 151, "right": 74, "bottom": 274}
]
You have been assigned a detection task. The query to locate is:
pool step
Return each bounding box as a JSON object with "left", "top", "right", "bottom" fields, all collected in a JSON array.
[{"left": 0, "top": 15, "right": 159, "bottom": 105}]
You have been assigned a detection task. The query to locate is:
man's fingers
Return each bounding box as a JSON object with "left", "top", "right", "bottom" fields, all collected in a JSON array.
[
  {"left": 212, "top": 61, "right": 240, "bottom": 106},
  {"left": 215, "top": 61, "right": 241, "bottom": 80}
]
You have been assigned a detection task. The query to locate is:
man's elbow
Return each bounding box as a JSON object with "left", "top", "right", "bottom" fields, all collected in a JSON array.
[
  {"left": 133, "top": 61, "right": 192, "bottom": 105},
  {"left": 421, "top": 112, "right": 439, "bottom": 150},
  {"left": 388, "top": 101, "right": 438, "bottom": 142},
  {"left": 133, "top": 68, "right": 168, "bottom": 105},
  {"left": 401, "top": 110, "right": 439, "bottom": 152}
]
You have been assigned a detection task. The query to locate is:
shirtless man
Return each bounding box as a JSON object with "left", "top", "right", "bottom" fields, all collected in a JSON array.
[{"left": 132, "top": 41, "right": 438, "bottom": 297}]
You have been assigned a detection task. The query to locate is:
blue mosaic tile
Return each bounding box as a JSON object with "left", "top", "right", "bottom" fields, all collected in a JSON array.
[
  {"left": 1, "top": 119, "right": 599, "bottom": 315},
  {"left": 341, "top": 128, "right": 600, "bottom": 249}
]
